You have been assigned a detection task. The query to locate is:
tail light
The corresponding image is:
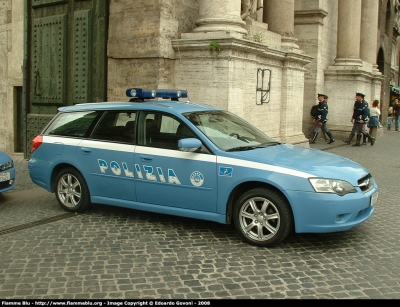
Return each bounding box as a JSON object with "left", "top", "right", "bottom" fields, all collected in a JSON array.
[{"left": 31, "top": 135, "right": 43, "bottom": 153}]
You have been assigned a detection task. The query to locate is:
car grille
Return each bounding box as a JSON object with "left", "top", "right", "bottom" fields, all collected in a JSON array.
[
  {"left": 358, "top": 174, "right": 374, "bottom": 193},
  {"left": 0, "top": 180, "right": 13, "bottom": 189}
]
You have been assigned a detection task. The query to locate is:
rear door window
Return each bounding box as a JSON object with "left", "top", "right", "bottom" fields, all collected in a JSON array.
[{"left": 91, "top": 111, "right": 137, "bottom": 144}]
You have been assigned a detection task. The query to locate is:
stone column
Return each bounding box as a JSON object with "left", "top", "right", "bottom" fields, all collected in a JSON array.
[
  {"left": 360, "top": 0, "right": 379, "bottom": 71},
  {"left": 193, "top": 0, "right": 247, "bottom": 35},
  {"left": 262, "top": 0, "right": 298, "bottom": 49},
  {"left": 334, "top": 0, "right": 362, "bottom": 66}
]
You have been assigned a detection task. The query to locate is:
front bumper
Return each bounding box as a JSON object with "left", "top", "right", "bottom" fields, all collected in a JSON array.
[
  {"left": 0, "top": 169, "right": 15, "bottom": 193},
  {"left": 287, "top": 187, "right": 377, "bottom": 233}
]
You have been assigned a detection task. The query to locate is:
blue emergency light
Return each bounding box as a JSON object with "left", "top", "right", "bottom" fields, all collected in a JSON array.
[
  {"left": 156, "top": 89, "right": 188, "bottom": 99},
  {"left": 126, "top": 88, "right": 188, "bottom": 101},
  {"left": 126, "top": 88, "right": 156, "bottom": 99}
]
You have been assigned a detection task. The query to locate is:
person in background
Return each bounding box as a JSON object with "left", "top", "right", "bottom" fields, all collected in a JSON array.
[
  {"left": 387, "top": 103, "right": 393, "bottom": 130},
  {"left": 321, "top": 95, "right": 330, "bottom": 141},
  {"left": 365, "top": 99, "right": 381, "bottom": 144},
  {"left": 393, "top": 97, "right": 400, "bottom": 131},
  {"left": 310, "top": 93, "right": 335, "bottom": 144},
  {"left": 343, "top": 92, "right": 375, "bottom": 146}
]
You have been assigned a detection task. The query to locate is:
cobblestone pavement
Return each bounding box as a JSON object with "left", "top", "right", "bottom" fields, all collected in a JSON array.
[{"left": 0, "top": 129, "right": 399, "bottom": 299}]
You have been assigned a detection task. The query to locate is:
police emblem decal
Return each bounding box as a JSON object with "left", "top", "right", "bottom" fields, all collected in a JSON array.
[
  {"left": 190, "top": 171, "right": 204, "bottom": 187},
  {"left": 219, "top": 166, "right": 233, "bottom": 177}
]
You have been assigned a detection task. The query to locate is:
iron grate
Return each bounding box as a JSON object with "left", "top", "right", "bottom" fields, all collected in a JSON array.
[{"left": 0, "top": 212, "right": 77, "bottom": 236}]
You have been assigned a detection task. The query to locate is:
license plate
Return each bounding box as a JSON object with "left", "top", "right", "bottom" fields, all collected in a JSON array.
[
  {"left": 370, "top": 192, "right": 378, "bottom": 206},
  {"left": 0, "top": 172, "right": 10, "bottom": 182}
]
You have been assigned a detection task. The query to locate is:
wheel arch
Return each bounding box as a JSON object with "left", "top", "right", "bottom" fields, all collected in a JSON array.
[
  {"left": 226, "top": 181, "right": 295, "bottom": 227},
  {"left": 50, "top": 163, "right": 86, "bottom": 193}
]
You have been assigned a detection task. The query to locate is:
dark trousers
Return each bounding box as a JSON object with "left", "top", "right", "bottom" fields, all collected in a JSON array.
[
  {"left": 353, "top": 122, "right": 368, "bottom": 136},
  {"left": 311, "top": 122, "right": 328, "bottom": 139},
  {"left": 320, "top": 122, "right": 331, "bottom": 135}
]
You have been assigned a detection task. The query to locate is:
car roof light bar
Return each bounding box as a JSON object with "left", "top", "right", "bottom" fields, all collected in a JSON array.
[
  {"left": 126, "top": 88, "right": 156, "bottom": 99},
  {"left": 156, "top": 89, "right": 188, "bottom": 100},
  {"left": 126, "top": 88, "right": 188, "bottom": 101}
]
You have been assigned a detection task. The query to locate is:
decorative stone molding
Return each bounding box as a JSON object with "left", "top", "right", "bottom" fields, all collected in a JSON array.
[
  {"left": 173, "top": 34, "right": 312, "bottom": 66},
  {"left": 294, "top": 9, "right": 328, "bottom": 26}
]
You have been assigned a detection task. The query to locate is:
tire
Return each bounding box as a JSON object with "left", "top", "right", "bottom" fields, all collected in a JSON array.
[
  {"left": 55, "top": 167, "right": 91, "bottom": 213},
  {"left": 233, "top": 187, "right": 293, "bottom": 247}
]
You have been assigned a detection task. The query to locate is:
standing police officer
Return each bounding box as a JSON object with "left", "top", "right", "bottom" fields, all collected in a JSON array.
[
  {"left": 343, "top": 92, "right": 375, "bottom": 146},
  {"left": 310, "top": 93, "right": 335, "bottom": 144}
]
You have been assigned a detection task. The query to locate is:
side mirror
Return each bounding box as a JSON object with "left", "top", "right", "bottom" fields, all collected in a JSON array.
[{"left": 178, "top": 138, "right": 202, "bottom": 152}]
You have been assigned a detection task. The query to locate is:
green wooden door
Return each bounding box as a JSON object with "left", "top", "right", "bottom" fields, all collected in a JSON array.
[{"left": 25, "top": 0, "right": 108, "bottom": 157}]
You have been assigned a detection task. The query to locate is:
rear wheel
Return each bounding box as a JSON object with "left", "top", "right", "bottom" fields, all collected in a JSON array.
[
  {"left": 233, "top": 187, "right": 293, "bottom": 247},
  {"left": 55, "top": 167, "right": 91, "bottom": 212}
]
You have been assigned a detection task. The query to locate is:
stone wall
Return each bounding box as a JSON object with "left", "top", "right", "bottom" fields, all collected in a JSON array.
[
  {"left": 106, "top": 0, "right": 311, "bottom": 145},
  {"left": 172, "top": 27, "right": 311, "bottom": 144},
  {"left": 295, "top": 0, "right": 339, "bottom": 138},
  {"left": 295, "top": 0, "right": 386, "bottom": 141},
  {"left": 173, "top": 35, "right": 287, "bottom": 139},
  {"left": 0, "top": 0, "right": 18, "bottom": 155},
  {"left": 107, "top": 0, "right": 198, "bottom": 101}
]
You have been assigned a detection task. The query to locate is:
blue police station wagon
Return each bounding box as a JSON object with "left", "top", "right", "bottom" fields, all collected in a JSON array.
[
  {"left": 28, "top": 88, "right": 378, "bottom": 247},
  {"left": 0, "top": 151, "right": 15, "bottom": 194}
]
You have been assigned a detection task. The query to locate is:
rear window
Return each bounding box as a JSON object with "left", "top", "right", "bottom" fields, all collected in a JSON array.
[{"left": 45, "top": 111, "right": 102, "bottom": 138}]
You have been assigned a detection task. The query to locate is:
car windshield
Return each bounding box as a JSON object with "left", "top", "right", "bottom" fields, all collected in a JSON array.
[{"left": 184, "top": 110, "right": 278, "bottom": 151}]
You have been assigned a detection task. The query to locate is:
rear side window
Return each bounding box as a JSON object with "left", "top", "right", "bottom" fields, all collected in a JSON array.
[{"left": 45, "top": 111, "right": 101, "bottom": 138}]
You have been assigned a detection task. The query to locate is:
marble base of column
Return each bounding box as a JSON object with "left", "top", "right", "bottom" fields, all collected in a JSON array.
[
  {"left": 193, "top": 17, "right": 247, "bottom": 35},
  {"left": 372, "top": 64, "right": 380, "bottom": 74},
  {"left": 281, "top": 36, "right": 299, "bottom": 51},
  {"left": 332, "top": 58, "right": 363, "bottom": 67}
]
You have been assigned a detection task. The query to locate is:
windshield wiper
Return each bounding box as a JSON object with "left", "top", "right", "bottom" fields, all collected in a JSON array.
[
  {"left": 226, "top": 146, "right": 259, "bottom": 152},
  {"left": 226, "top": 142, "right": 282, "bottom": 152},
  {"left": 260, "top": 141, "right": 281, "bottom": 147}
]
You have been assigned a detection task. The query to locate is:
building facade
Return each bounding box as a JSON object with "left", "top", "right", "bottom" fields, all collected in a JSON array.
[{"left": 0, "top": 0, "right": 399, "bottom": 158}]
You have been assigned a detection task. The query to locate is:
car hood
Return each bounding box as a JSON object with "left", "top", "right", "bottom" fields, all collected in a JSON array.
[{"left": 227, "top": 144, "right": 370, "bottom": 182}]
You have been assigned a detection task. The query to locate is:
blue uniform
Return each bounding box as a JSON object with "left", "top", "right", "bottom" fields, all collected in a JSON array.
[
  {"left": 316, "top": 100, "right": 329, "bottom": 123},
  {"left": 311, "top": 99, "right": 334, "bottom": 143},
  {"left": 343, "top": 93, "right": 375, "bottom": 146},
  {"left": 352, "top": 99, "right": 369, "bottom": 136}
]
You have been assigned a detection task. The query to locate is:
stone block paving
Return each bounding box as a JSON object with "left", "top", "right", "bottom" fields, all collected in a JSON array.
[{"left": 0, "top": 129, "right": 399, "bottom": 299}]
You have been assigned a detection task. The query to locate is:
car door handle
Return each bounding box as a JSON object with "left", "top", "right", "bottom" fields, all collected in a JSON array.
[
  {"left": 140, "top": 154, "right": 153, "bottom": 162},
  {"left": 80, "top": 148, "right": 92, "bottom": 155}
]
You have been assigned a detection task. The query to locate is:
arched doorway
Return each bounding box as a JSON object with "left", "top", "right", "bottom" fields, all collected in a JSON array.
[{"left": 377, "top": 47, "right": 385, "bottom": 74}]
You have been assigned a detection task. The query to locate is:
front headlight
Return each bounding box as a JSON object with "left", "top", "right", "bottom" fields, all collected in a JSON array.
[
  {"left": 309, "top": 178, "right": 356, "bottom": 196},
  {"left": 0, "top": 160, "right": 13, "bottom": 171}
]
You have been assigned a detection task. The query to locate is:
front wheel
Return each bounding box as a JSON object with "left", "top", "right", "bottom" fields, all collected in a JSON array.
[
  {"left": 55, "top": 167, "right": 91, "bottom": 212},
  {"left": 233, "top": 188, "right": 293, "bottom": 247}
]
